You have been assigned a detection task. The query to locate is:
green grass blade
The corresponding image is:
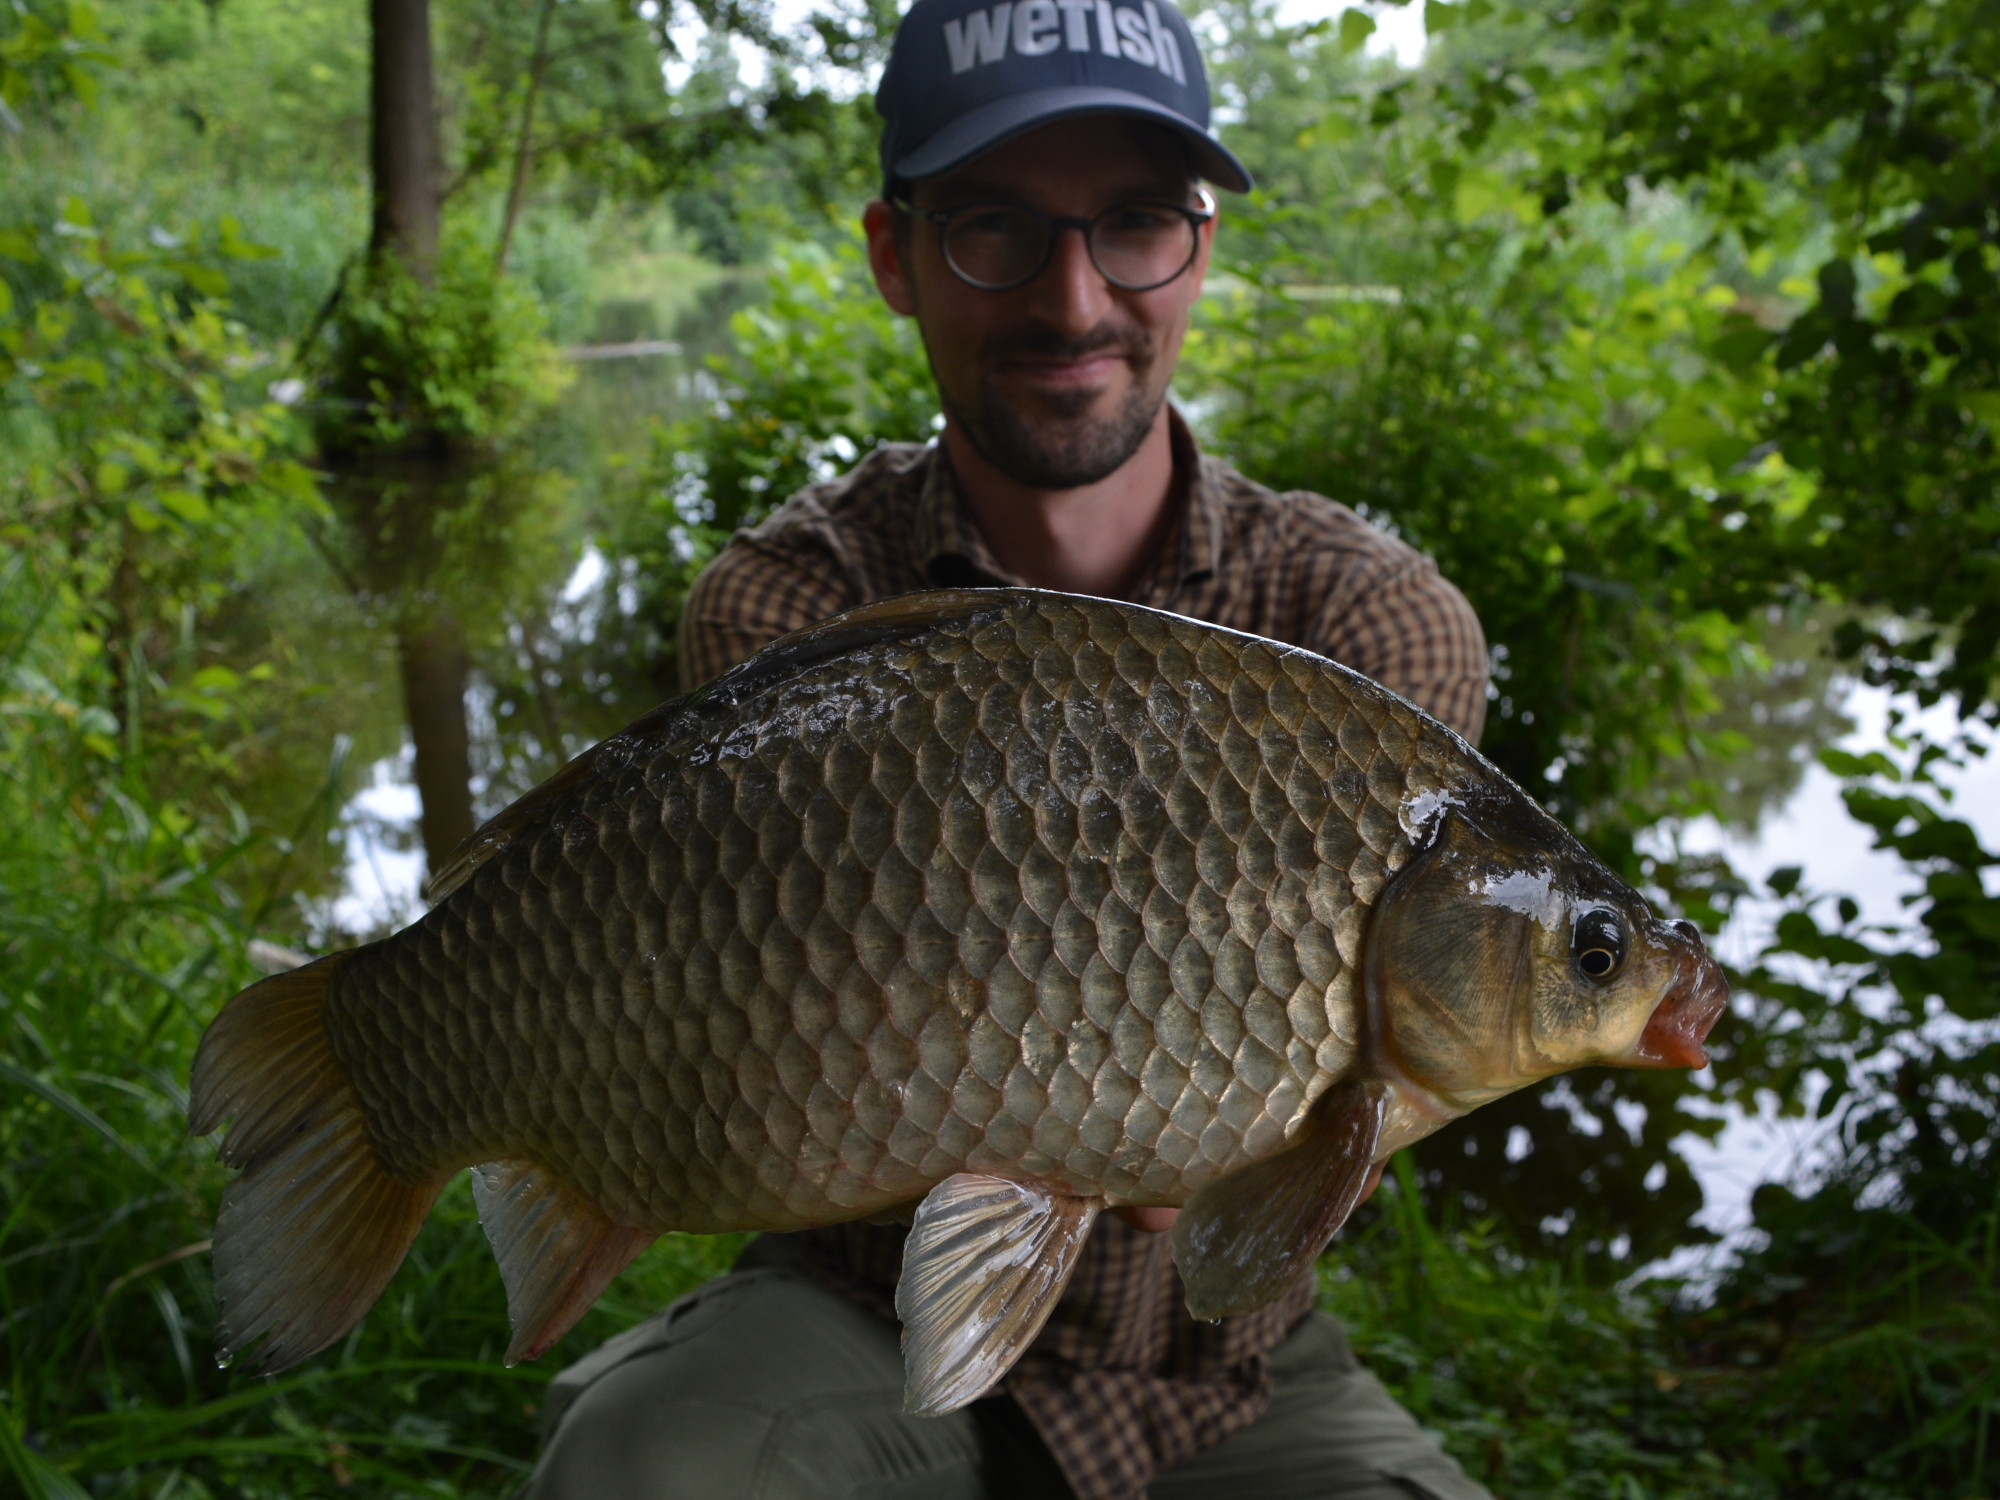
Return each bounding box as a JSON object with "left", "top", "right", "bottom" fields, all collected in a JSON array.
[
  {"left": 0, "top": 1057, "right": 152, "bottom": 1171},
  {"left": 0, "top": 1406, "right": 93, "bottom": 1500}
]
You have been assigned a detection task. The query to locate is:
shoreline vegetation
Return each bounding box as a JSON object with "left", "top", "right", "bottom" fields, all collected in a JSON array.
[{"left": 4, "top": 1, "right": 1994, "bottom": 1495}]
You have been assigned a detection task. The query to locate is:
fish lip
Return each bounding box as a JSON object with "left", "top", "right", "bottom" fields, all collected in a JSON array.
[{"left": 1618, "top": 926, "right": 1731, "bottom": 1070}]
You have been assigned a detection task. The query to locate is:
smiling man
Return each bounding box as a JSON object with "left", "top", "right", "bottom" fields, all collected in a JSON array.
[{"left": 521, "top": 1, "right": 1492, "bottom": 1496}]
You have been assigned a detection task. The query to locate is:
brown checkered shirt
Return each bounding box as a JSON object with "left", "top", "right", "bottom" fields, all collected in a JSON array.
[{"left": 677, "top": 410, "right": 1488, "bottom": 1500}]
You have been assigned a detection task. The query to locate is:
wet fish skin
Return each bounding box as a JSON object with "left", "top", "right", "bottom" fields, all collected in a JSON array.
[
  {"left": 189, "top": 588, "right": 1728, "bottom": 1393},
  {"left": 332, "top": 591, "right": 1450, "bottom": 1226}
]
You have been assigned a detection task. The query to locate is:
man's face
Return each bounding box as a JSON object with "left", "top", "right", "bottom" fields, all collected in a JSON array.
[{"left": 864, "top": 117, "right": 1214, "bottom": 490}]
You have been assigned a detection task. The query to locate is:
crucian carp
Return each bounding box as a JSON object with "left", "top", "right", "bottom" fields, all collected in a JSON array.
[{"left": 189, "top": 588, "right": 1729, "bottom": 1413}]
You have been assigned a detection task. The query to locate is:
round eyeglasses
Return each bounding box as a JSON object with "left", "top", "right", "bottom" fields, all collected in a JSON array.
[{"left": 894, "top": 190, "right": 1216, "bottom": 293}]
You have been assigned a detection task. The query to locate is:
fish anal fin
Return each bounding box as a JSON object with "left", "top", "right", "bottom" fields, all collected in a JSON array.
[
  {"left": 895, "top": 1174, "right": 1099, "bottom": 1416},
  {"left": 692, "top": 589, "right": 1016, "bottom": 702},
  {"left": 1171, "top": 1078, "right": 1388, "bottom": 1321},
  {"left": 189, "top": 957, "right": 448, "bottom": 1371},
  {"left": 471, "top": 1160, "right": 656, "bottom": 1365}
]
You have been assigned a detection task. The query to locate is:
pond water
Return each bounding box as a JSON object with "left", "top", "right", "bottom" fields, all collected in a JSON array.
[{"left": 1651, "top": 690, "right": 2000, "bottom": 1279}]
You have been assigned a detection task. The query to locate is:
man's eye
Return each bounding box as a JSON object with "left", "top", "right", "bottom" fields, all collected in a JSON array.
[
  {"left": 957, "top": 207, "right": 1035, "bottom": 238},
  {"left": 1102, "top": 206, "right": 1176, "bottom": 235}
]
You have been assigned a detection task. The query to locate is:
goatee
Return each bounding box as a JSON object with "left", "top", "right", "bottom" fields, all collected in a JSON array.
[{"left": 945, "top": 326, "right": 1164, "bottom": 490}]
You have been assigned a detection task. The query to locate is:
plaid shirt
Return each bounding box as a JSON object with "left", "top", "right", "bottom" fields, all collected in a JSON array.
[{"left": 677, "top": 410, "right": 1488, "bottom": 1500}]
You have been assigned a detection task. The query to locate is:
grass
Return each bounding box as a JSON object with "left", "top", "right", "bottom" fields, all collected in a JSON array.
[
  {"left": 0, "top": 555, "right": 741, "bottom": 1499},
  {"left": 1327, "top": 1156, "right": 2000, "bottom": 1500}
]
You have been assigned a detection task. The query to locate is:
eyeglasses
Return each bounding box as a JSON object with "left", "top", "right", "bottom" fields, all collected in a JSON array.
[{"left": 893, "top": 189, "right": 1216, "bottom": 293}]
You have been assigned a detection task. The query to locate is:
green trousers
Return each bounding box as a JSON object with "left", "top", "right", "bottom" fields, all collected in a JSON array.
[{"left": 521, "top": 1246, "right": 1491, "bottom": 1500}]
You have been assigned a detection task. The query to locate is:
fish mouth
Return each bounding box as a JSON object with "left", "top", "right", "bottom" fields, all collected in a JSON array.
[{"left": 1619, "top": 920, "right": 1731, "bottom": 1070}]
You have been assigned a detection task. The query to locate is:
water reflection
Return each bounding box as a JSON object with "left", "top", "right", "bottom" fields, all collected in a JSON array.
[
  {"left": 1653, "top": 683, "right": 2000, "bottom": 1281},
  {"left": 261, "top": 272, "right": 755, "bottom": 944}
]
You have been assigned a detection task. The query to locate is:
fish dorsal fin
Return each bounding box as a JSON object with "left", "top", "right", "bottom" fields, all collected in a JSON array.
[
  {"left": 471, "top": 1159, "right": 656, "bottom": 1365},
  {"left": 895, "top": 1174, "right": 1099, "bottom": 1415},
  {"left": 1171, "top": 1079, "right": 1388, "bottom": 1321},
  {"left": 423, "top": 742, "right": 611, "bottom": 904},
  {"left": 692, "top": 588, "right": 1018, "bottom": 713},
  {"left": 424, "top": 590, "right": 1017, "bottom": 905}
]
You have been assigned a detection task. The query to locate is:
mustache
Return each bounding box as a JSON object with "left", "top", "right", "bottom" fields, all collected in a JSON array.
[{"left": 983, "top": 322, "right": 1150, "bottom": 364}]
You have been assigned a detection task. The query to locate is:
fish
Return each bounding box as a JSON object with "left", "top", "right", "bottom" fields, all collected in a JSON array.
[{"left": 188, "top": 588, "right": 1729, "bottom": 1412}]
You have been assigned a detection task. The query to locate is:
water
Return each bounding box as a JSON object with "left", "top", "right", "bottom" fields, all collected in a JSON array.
[
  {"left": 1646, "top": 687, "right": 2000, "bottom": 1281},
  {"left": 286, "top": 270, "right": 748, "bottom": 940}
]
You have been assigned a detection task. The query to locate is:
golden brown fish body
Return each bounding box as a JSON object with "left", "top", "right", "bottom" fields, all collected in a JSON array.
[{"left": 190, "top": 589, "right": 1727, "bottom": 1407}]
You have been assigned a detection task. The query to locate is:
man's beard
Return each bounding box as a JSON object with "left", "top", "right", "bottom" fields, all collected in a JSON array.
[{"left": 941, "top": 324, "right": 1164, "bottom": 490}]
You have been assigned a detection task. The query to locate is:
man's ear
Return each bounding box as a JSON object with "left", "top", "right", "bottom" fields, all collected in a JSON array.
[
  {"left": 863, "top": 199, "right": 918, "bottom": 317},
  {"left": 1183, "top": 201, "right": 1215, "bottom": 303}
]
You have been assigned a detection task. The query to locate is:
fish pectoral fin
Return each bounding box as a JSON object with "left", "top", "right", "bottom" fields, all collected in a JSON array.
[
  {"left": 895, "top": 1174, "right": 1099, "bottom": 1417},
  {"left": 471, "top": 1160, "right": 656, "bottom": 1365},
  {"left": 1171, "top": 1078, "right": 1389, "bottom": 1321}
]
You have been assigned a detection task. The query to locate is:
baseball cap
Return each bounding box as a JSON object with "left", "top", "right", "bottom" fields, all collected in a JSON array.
[{"left": 874, "top": 0, "right": 1253, "bottom": 195}]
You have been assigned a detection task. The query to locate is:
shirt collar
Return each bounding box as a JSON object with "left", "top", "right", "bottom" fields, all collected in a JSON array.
[{"left": 914, "top": 406, "right": 1223, "bottom": 595}]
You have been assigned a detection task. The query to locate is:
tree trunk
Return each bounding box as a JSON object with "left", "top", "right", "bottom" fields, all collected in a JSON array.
[
  {"left": 370, "top": 0, "right": 442, "bottom": 279},
  {"left": 370, "top": 0, "right": 470, "bottom": 884},
  {"left": 399, "top": 614, "right": 477, "bottom": 879}
]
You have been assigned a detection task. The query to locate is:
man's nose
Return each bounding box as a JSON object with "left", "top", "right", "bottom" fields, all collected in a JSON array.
[{"left": 1024, "top": 223, "right": 1116, "bottom": 334}]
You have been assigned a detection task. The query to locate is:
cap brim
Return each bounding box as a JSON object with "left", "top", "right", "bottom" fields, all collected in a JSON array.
[{"left": 890, "top": 85, "right": 1253, "bottom": 193}]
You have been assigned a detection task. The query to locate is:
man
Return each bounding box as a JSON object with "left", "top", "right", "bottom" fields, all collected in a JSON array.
[{"left": 523, "top": 0, "right": 1491, "bottom": 1495}]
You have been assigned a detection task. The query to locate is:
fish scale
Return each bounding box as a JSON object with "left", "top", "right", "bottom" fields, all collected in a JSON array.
[{"left": 320, "top": 596, "right": 1440, "bottom": 1235}]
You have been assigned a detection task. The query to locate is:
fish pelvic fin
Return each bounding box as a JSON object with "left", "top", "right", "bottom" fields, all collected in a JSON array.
[
  {"left": 188, "top": 957, "right": 447, "bottom": 1371},
  {"left": 1171, "top": 1078, "right": 1389, "bottom": 1321},
  {"left": 471, "top": 1160, "right": 656, "bottom": 1365},
  {"left": 895, "top": 1174, "right": 1098, "bottom": 1417}
]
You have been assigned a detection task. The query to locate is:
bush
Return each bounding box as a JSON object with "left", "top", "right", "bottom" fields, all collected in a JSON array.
[{"left": 317, "top": 226, "right": 573, "bottom": 459}]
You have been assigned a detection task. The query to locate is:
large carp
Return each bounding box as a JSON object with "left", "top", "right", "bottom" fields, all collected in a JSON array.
[{"left": 190, "top": 589, "right": 1727, "bottom": 1412}]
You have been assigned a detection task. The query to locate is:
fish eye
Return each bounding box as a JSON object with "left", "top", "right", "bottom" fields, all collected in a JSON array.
[{"left": 1572, "top": 908, "right": 1626, "bottom": 981}]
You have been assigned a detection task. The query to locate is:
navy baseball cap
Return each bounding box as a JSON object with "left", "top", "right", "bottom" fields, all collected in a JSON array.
[{"left": 874, "top": 0, "right": 1252, "bottom": 194}]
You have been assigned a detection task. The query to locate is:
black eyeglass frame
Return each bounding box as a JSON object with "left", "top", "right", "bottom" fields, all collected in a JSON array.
[{"left": 891, "top": 188, "right": 1217, "bottom": 293}]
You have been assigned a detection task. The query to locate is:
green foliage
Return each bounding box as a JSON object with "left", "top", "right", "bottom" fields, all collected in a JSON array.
[
  {"left": 609, "top": 240, "right": 935, "bottom": 688},
  {"left": 0, "top": 0, "right": 113, "bottom": 123},
  {"left": 1738, "top": 717, "right": 1999, "bottom": 1222},
  {"left": 674, "top": 242, "right": 933, "bottom": 533},
  {"left": 0, "top": 556, "right": 750, "bottom": 1495},
  {"left": 1427, "top": 0, "right": 2000, "bottom": 719},
  {"left": 1331, "top": 1155, "right": 2000, "bottom": 1498},
  {"left": 90, "top": 0, "right": 369, "bottom": 187},
  {"left": 318, "top": 229, "right": 574, "bottom": 458},
  {"left": 1691, "top": 1172, "right": 2000, "bottom": 1495},
  {"left": 0, "top": 193, "right": 326, "bottom": 791},
  {"left": 1327, "top": 1159, "right": 1732, "bottom": 1498},
  {"left": 1189, "top": 207, "right": 1798, "bottom": 839}
]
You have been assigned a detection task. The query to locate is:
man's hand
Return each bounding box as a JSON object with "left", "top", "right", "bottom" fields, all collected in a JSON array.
[{"left": 1111, "top": 1160, "right": 1388, "bottom": 1234}]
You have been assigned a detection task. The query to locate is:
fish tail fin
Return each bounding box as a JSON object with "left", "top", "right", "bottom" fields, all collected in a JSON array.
[{"left": 189, "top": 955, "right": 446, "bottom": 1371}]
